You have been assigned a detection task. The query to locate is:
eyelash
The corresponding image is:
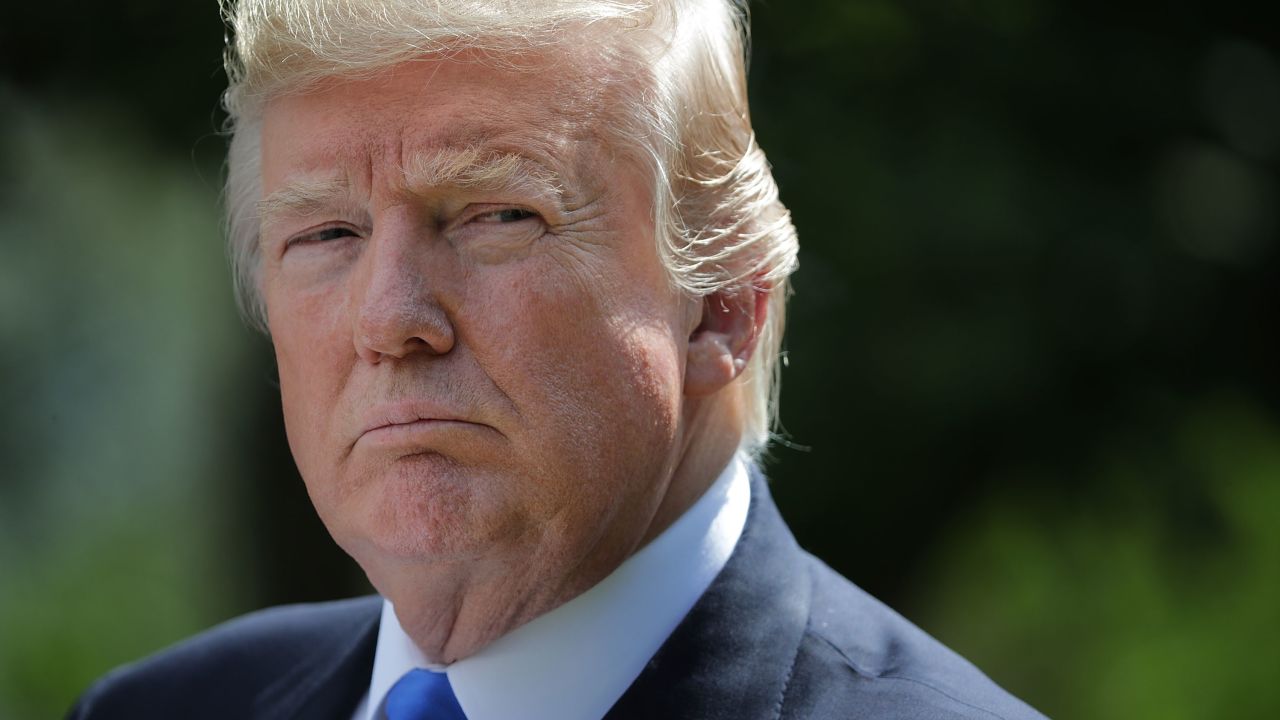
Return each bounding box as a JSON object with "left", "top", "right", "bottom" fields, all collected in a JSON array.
[
  {"left": 286, "top": 225, "right": 358, "bottom": 248},
  {"left": 284, "top": 206, "right": 539, "bottom": 248},
  {"left": 473, "top": 207, "right": 538, "bottom": 224}
]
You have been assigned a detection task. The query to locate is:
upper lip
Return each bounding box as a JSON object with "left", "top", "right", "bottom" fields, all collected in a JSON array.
[{"left": 359, "top": 401, "right": 477, "bottom": 436}]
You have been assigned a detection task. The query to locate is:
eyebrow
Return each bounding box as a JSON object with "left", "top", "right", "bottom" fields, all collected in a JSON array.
[
  {"left": 258, "top": 177, "right": 359, "bottom": 231},
  {"left": 258, "top": 146, "right": 565, "bottom": 231},
  {"left": 403, "top": 145, "right": 563, "bottom": 201}
]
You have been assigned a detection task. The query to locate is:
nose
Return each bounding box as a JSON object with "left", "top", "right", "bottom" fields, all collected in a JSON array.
[{"left": 352, "top": 227, "right": 455, "bottom": 364}]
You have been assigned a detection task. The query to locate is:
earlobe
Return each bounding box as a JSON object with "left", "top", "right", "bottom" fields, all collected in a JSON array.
[{"left": 684, "top": 284, "right": 769, "bottom": 397}]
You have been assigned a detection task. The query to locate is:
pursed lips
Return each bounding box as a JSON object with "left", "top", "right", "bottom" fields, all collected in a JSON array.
[{"left": 356, "top": 401, "right": 489, "bottom": 449}]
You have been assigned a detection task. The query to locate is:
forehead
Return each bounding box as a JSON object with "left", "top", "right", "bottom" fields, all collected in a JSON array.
[{"left": 259, "top": 50, "right": 625, "bottom": 191}]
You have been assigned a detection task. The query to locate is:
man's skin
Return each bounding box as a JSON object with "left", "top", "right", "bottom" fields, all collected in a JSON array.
[{"left": 257, "top": 50, "right": 766, "bottom": 664}]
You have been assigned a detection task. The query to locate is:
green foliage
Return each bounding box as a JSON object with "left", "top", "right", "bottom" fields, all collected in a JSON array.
[
  {"left": 916, "top": 396, "right": 1280, "bottom": 719},
  {"left": 0, "top": 99, "right": 251, "bottom": 718}
]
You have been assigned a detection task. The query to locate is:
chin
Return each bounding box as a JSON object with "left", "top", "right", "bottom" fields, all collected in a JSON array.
[{"left": 326, "top": 460, "right": 523, "bottom": 565}]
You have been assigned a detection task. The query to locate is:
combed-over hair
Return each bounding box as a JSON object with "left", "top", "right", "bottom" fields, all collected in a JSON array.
[{"left": 221, "top": 0, "right": 799, "bottom": 455}]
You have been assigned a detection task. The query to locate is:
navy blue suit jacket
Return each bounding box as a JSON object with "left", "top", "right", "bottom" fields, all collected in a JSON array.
[{"left": 69, "top": 473, "right": 1046, "bottom": 719}]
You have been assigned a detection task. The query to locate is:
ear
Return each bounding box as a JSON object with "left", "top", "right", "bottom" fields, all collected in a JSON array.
[{"left": 685, "top": 283, "right": 770, "bottom": 397}]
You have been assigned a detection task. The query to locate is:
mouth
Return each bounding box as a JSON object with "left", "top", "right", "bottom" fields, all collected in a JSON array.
[
  {"left": 355, "top": 402, "right": 491, "bottom": 450},
  {"left": 361, "top": 418, "right": 480, "bottom": 441}
]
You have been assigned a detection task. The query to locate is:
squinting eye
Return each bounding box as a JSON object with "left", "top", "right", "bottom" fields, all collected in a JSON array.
[
  {"left": 288, "top": 226, "right": 358, "bottom": 247},
  {"left": 312, "top": 227, "right": 357, "bottom": 241},
  {"left": 475, "top": 208, "right": 537, "bottom": 223}
]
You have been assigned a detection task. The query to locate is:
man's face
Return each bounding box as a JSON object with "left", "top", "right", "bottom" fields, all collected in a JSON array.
[{"left": 258, "top": 54, "right": 702, "bottom": 622}]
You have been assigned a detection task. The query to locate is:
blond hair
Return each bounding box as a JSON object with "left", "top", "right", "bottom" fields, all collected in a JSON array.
[{"left": 221, "top": 0, "right": 799, "bottom": 455}]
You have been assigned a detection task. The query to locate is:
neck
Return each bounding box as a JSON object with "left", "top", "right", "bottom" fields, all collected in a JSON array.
[{"left": 639, "top": 399, "right": 743, "bottom": 548}]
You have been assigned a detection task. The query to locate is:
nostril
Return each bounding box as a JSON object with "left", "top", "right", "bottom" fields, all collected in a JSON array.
[{"left": 404, "top": 337, "right": 434, "bottom": 354}]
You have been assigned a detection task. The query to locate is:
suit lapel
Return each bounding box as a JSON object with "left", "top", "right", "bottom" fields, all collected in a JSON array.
[
  {"left": 606, "top": 469, "right": 811, "bottom": 720},
  {"left": 252, "top": 597, "right": 382, "bottom": 720}
]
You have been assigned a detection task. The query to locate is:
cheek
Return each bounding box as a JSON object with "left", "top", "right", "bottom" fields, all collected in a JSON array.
[
  {"left": 481, "top": 262, "right": 686, "bottom": 452},
  {"left": 267, "top": 283, "right": 352, "bottom": 472},
  {"left": 610, "top": 322, "right": 687, "bottom": 439}
]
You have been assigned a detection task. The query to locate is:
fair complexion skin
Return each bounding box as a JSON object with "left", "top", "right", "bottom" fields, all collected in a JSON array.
[{"left": 258, "top": 50, "right": 765, "bottom": 663}]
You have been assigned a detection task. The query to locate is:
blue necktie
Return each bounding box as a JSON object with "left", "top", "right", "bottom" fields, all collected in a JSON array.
[{"left": 384, "top": 668, "right": 468, "bottom": 720}]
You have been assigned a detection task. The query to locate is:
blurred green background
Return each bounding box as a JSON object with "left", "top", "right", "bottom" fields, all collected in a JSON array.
[{"left": 2, "top": 1, "right": 1277, "bottom": 717}]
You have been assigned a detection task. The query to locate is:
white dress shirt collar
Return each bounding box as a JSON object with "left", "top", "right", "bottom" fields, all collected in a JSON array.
[{"left": 356, "top": 454, "right": 752, "bottom": 720}]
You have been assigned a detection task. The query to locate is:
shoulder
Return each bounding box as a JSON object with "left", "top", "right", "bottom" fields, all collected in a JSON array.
[
  {"left": 68, "top": 596, "right": 382, "bottom": 720},
  {"left": 781, "top": 555, "right": 1048, "bottom": 720}
]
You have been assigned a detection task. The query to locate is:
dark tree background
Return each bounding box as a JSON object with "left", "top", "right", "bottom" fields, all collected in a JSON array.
[{"left": 2, "top": 1, "right": 1277, "bottom": 717}]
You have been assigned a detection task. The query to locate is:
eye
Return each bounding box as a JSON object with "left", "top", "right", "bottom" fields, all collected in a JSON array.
[
  {"left": 286, "top": 225, "right": 360, "bottom": 248},
  {"left": 472, "top": 207, "right": 538, "bottom": 224}
]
